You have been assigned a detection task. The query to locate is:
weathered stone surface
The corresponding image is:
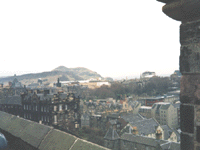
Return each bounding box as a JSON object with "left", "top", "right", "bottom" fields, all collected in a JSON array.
[
  {"left": 180, "top": 75, "right": 200, "bottom": 104},
  {"left": 181, "top": 133, "right": 194, "bottom": 150},
  {"left": 180, "top": 21, "right": 200, "bottom": 45},
  {"left": 179, "top": 20, "right": 200, "bottom": 74},
  {"left": 195, "top": 106, "right": 200, "bottom": 122},
  {"left": 180, "top": 104, "right": 194, "bottom": 133},
  {"left": 196, "top": 126, "right": 200, "bottom": 142},
  {"left": 162, "top": 0, "right": 200, "bottom": 22}
]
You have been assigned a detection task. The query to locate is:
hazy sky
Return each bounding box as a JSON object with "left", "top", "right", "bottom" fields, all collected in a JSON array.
[{"left": 0, "top": 0, "right": 180, "bottom": 79}]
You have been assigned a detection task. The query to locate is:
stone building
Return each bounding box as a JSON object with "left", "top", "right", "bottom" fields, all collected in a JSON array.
[
  {"left": 121, "top": 118, "right": 159, "bottom": 139},
  {"left": 21, "top": 90, "right": 81, "bottom": 130},
  {"left": 151, "top": 102, "right": 178, "bottom": 129},
  {"left": 81, "top": 113, "right": 90, "bottom": 128},
  {"left": 139, "top": 106, "right": 152, "bottom": 118},
  {"left": 104, "top": 128, "right": 180, "bottom": 150},
  {"left": 0, "top": 95, "right": 22, "bottom": 117},
  {"left": 104, "top": 127, "right": 120, "bottom": 150}
]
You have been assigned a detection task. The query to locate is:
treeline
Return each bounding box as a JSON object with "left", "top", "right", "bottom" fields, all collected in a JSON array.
[{"left": 82, "top": 76, "right": 176, "bottom": 100}]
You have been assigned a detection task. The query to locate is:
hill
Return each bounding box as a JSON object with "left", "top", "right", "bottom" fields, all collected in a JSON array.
[{"left": 0, "top": 66, "right": 103, "bottom": 85}]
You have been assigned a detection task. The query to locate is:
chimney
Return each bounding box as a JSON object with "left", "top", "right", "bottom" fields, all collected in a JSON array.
[
  {"left": 132, "top": 126, "right": 138, "bottom": 135},
  {"left": 156, "top": 129, "right": 162, "bottom": 140}
]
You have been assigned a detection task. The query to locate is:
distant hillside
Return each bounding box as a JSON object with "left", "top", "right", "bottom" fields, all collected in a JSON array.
[{"left": 0, "top": 66, "right": 103, "bottom": 85}]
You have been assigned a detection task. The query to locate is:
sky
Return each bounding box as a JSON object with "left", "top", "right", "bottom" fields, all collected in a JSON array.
[{"left": 0, "top": 0, "right": 181, "bottom": 80}]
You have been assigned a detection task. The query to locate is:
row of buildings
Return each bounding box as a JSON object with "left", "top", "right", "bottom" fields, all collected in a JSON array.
[{"left": 0, "top": 77, "right": 81, "bottom": 131}]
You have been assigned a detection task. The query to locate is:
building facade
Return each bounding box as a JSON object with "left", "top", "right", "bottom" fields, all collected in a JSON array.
[
  {"left": 151, "top": 102, "right": 178, "bottom": 129},
  {"left": 21, "top": 90, "right": 81, "bottom": 130}
]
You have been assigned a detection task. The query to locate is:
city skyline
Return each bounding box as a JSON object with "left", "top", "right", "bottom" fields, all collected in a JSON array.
[{"left": 0, "top": 0, "right": 180, "bottom": 79}]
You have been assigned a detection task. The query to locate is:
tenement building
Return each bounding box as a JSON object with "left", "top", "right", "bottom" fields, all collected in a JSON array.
[
  {"left": 157, "top": 0, "right": 200, "bottom": 149},
  {"left": 21, "top": 90, "right": 81, "bottom": 130},
  {"left": 151, "top": 102, "right": 178, "bottom": 129}
]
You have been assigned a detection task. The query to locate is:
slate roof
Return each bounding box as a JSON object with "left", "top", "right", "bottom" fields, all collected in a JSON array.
[
  {"left": 173, "top": 102, "right": 180, "bottom": 108},
  {"left": 160, "top": 141, "right": 180, "bottom": 150},
  {"left": 6, "top": 95, "right": 22, "bottom": 105},
  {"left": 120, "top": 113, "right": 144, "bottom": 123},
  {"left": 129, "top": 118, "right": 159, "bottom": 136},
  {"left": 107, "top": 113, "right": 120, "bottom": 119},
  {"left": 0, "top": 95, "right": 22, "bottom": 105},
  {"left": 161, "top": 125, "right": 172, "bottom": 140},
  {"left": 158, "top": 125, "right": 180, "bottom": 143},
  {"left": 121, "top": 133, "right": 180, "bottom": 150},
  {"left": 121, "top": 133, "right": 166, "bottom": 147},
  {"left": 0, "top": 111, "right": 110, "bottom": 150},
  {"left": 160, "top": 104, "right": 171, "bottom": 110},
  {"left": 104, "top": 127, "right": 120, "bottom": 140},
  {"left": 36, "top": 94, "right": 54, "bottom": 101}
]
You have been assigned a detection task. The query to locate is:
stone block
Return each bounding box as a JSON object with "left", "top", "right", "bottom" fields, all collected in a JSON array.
[
  {"left": 181, "top": 133, "right": 194, "bottom": 150},
  {"left": 180, "top": 104, "right": 194, "bottom": 133},
  {"left": 180, "top": 75, "right": 200, "bottom": 104},
  {"left": 180, "top": 45, "right": 200, "bottom": 74},
  {"left": 195, "top": 106, "right": 200, "bottom": 122},
  {"left": 197, "top": 126, "right": 200, "bottom": 143}
]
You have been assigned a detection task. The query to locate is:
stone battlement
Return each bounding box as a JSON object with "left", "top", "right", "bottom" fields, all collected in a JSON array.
[{"left": 0, "top": 111, "right": 109, "bottom": 150}]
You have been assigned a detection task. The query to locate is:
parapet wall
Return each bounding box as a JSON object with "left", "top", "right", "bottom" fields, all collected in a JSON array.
[{"left": 0, "top": 111, "right": 109, "bottom": 150}]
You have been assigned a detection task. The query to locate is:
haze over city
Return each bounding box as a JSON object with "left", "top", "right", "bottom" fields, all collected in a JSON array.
[{"left": 0, "top": 0, "right": 180, "bottom": 79}]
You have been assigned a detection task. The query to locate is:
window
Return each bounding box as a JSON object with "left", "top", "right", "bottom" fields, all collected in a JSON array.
[
  {"left": 24, "top": 105, "right": 26, "bottom": 110},
  {"left": 54, "top": 106, "right": 57, "bottom": 111},
  {"left": 41, "top": 106, "right": 43, "bottom": 112},
  {"left": 54, "top": 115, "right": 57, "bottom": 123},
  {"left": 75, "top": 104, "right": 77, "bottom": 109},
  {"left": 29, "top": 105, "right": 31, "bottom": 110},
  {"left": 24, "top": 113, "right": 26, "bottom": 118},
  {"left": 26, "top": 105, "right": 28, "bottom": 110},
  {"left": 44, "top": 106, "right": 46, "bottom": 112},
  {"left": 75, "top": 123, "right": 79, "bottom": 128},
  {"left": 65, "top": 105, "right": 68, "bottom": 110},
  {"left": 47, "top": 107, "right": 49, "bottom": 112},
  {"left": 36, "top": 105, "right": 38, "bottom": 111},
  {"left": 47, "top": 116, "right": 49, "bottom": 122},
  {"left": 59, "top": 104, "right": 62, "bottom": 111}
]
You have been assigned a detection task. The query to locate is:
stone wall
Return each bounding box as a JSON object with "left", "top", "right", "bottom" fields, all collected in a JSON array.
[{"left": 0, "top": 111, "right": 109, "bottom": 150}]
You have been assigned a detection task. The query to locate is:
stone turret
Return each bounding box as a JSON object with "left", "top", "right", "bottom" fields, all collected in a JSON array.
[{"left": 157, "top": 0, "right": 200, "bottom": 149}]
